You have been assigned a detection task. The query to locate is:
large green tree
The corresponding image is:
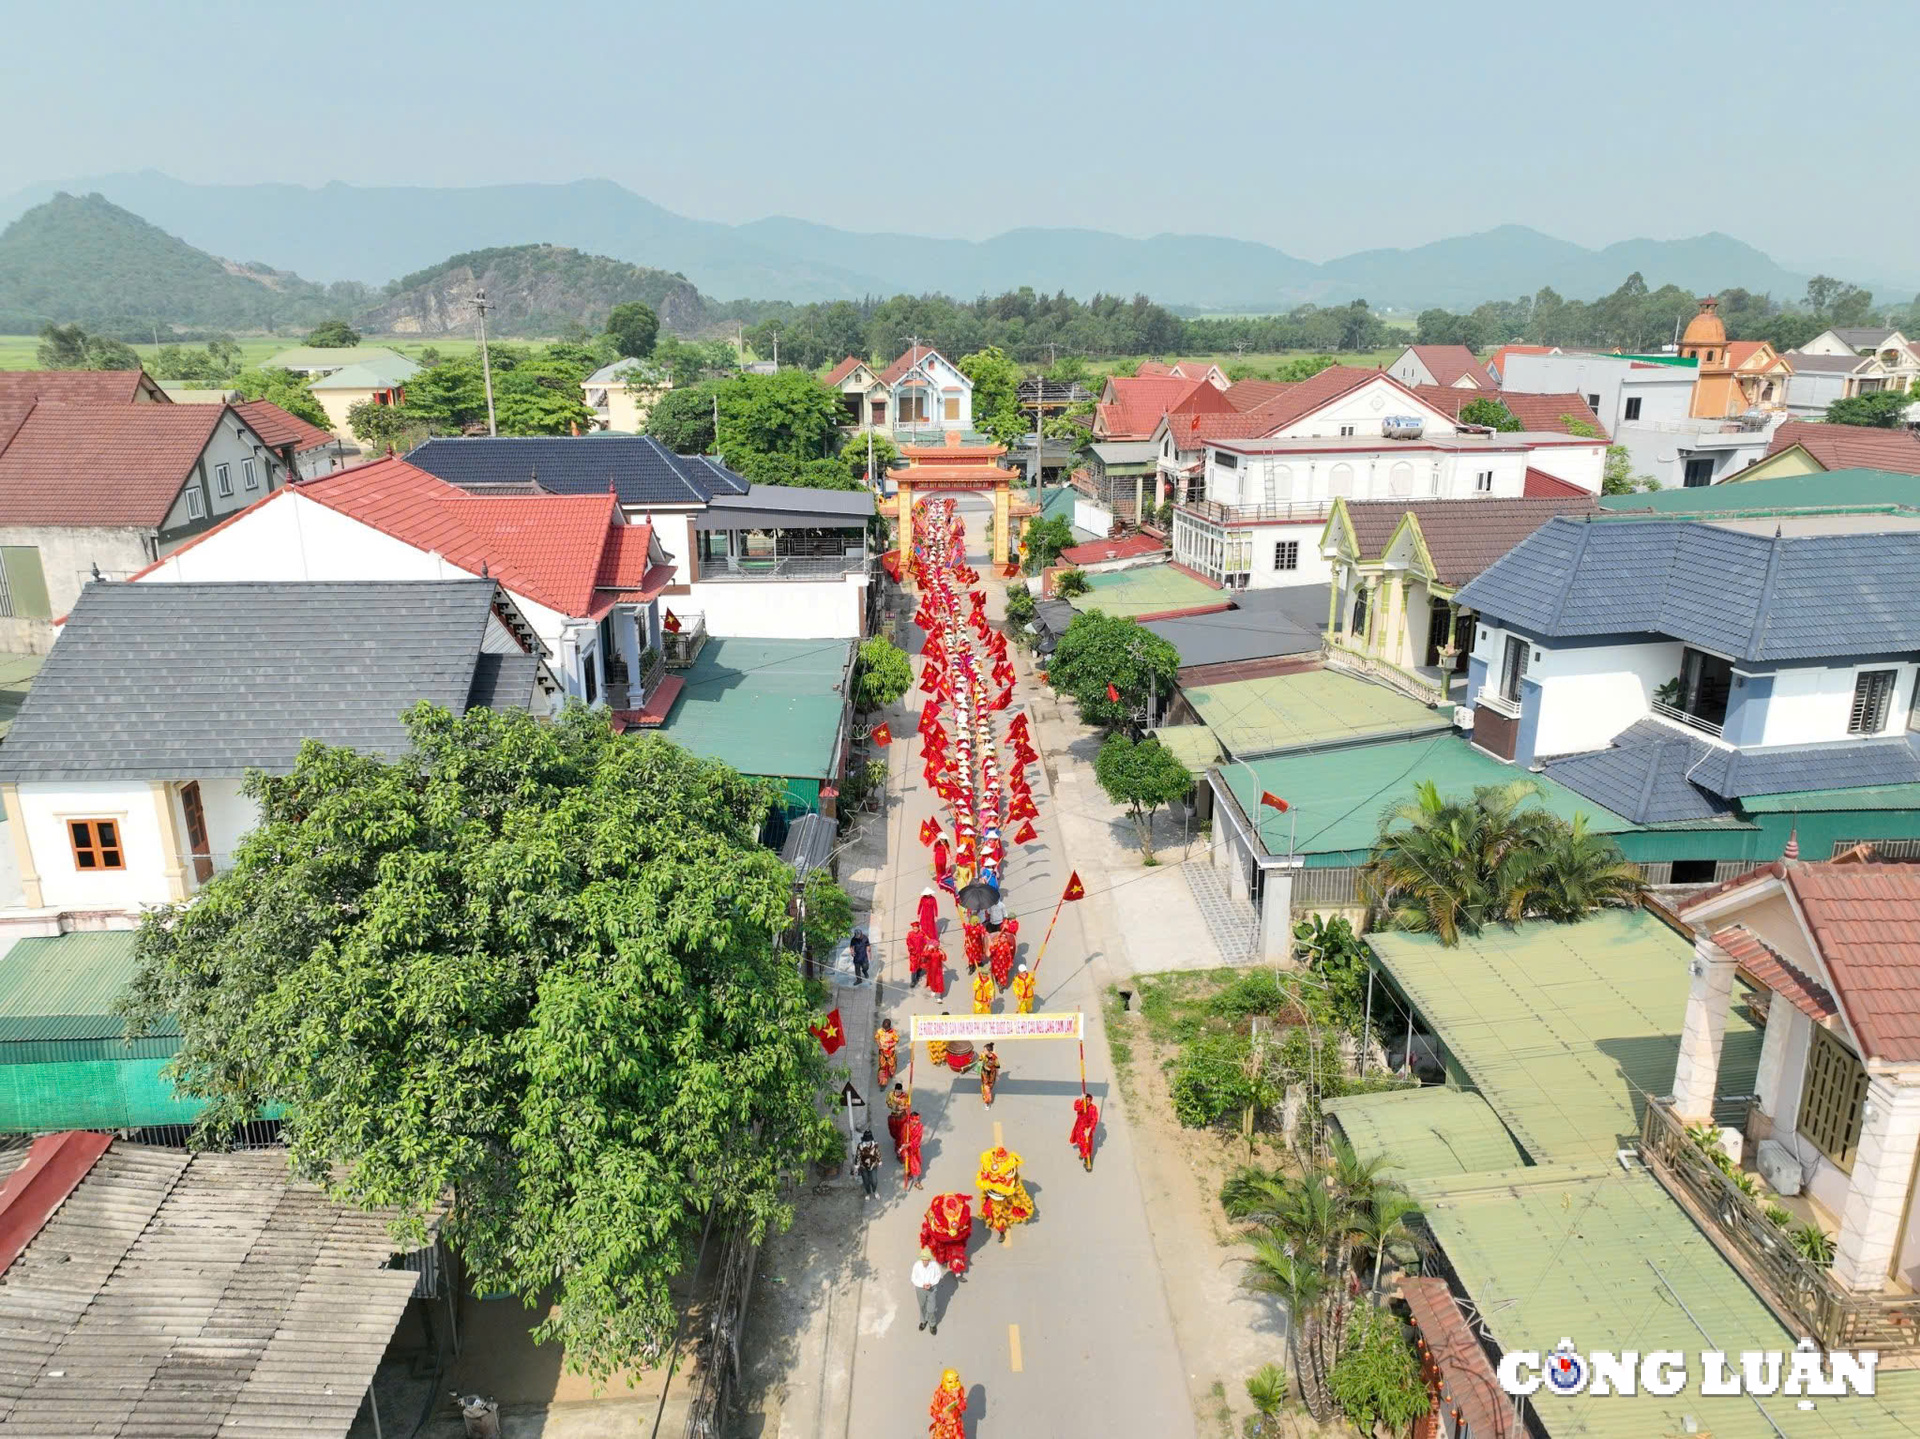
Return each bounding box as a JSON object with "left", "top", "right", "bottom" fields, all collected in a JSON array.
[
  {"left": 1047, "top": 610, "right": 1180, "bottom": 730},
  {"left": 230, "top": 366, "right": 330, "bottom": 428},
  {"left": 1093, "top": 732, "right": 1194, "bottom": 862},
  {"left": 304, "top": 319, "right": 361, "bottom": 348},
  {"left": 1021, "top": 514, "right": 1075, "bottom": 574},
  {"left": 959, "top": 345, "right": 1026, "bottom": 448},
  {"left": 1458, "top": 397, "right": 1519, "bottom": 432},
  {"left": 120, "top": 705, "right": 838, "bottom": 1377},
  {"left": 607, "top": 301, "right": 659, "bottom": 360},
  {"left": 645, "top": 382, "right": 719, "bottom": 452},
  {"left": 715, "top": 368, "right": 845, "bottom": 469},
  {"left": 1826, "top": 388, "right": 1915, "bottom": 428}
]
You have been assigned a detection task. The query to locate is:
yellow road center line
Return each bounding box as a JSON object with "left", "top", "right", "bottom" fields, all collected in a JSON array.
[
  {"left": 993, "top": 1121, "right": 1003, "bottom": 1148},
  {"left": 1009, "top": 1324, "right": 1023, "bottom": 1373}
]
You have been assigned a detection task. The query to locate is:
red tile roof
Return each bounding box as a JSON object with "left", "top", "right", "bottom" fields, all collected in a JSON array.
[
  {"left": 1096, "top": 375, "right": 1232, "bottom": 439},
  {"left": 0, "top": 369, "right": 165, "bottom": 406},
  {"left": 1522, "top": 467, "right": 1588, "bottom": 498},
  {"left": 823, "top": 356, "right": 869, "bottom": 387},
  {"left": 1764, "top": 421, "right": 1920, "bottom": 476},
  {"left": 297, "top": 458, "right": 664, "bottom": 618},
  {"left": 1402, "top": 1278, "right": 1517, "bottom": 1438},
  {"left": 1485, "top": 344, "right": 1555, "bottom": 379},
  {"left": 0, "top": 402, "right": 226, "bottom": 526},
  {"left": 1413, "top": 386, "right": 1610, "bottom": 440},
  {"left": 1783, "top": 862, "right": 1920, "bottom": 1063},
  {"left": 231, "top": 399, "right": 338, "bottom": 454},
  {"left": 1135, "top": 361, "right": 1175, "bottom": 376},
  {"left": 613, "top": 674, "right": 685, "bottom": 731},
  {"left": 1236, "top": 364, "right": 1396, "bottom": 434},
  {"left": 1059, "top": 533, "right": 1167, "bottom": 566},
  {"left": 878, "top": 344, "right": 951, "bottom": 386},
  {"left": 1222, "top": 379, "right": 1294, "bottom": 412},
  {"left": 1167, "top": 361, "right": 1226, "bottom": 387},
  {"left": 1405, "top": 345, "right": 1494, "bottom": 389},
  {"left": 1711, "top": 925, "right": 1838, "bottom": 1024},
  {"left": 1339, "top": 495, "right": 1598, "bottom": 585}
]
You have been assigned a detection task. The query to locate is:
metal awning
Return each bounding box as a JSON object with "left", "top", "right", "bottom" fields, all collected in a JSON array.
[{"left": 780, "top": 812, "right": 838, "bottom": 880}]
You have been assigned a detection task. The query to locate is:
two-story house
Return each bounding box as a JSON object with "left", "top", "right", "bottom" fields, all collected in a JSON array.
[
  {"left": 0, "top": 390, "right": 292, "bottom": 653},
  {"left": 1797, "top": 326, "right": 1920, "bottom": 392},
  {"left": 128, "top": 457, "right": 676, "bottom": 716},
  {"left": 1782, "top": 350, "right": 1905, "bottom": 420},
  {"left": 823, "top": 345, "right": 973, "bottom": 437},
  {"left": 1386, "top": 344, "right": 1494, "bottom": 391},
  {"left": 0, "top": 578, "right": 552, "bottom": 931},
  {"left": 1453, "top": 510, "right": 1920, "bottom": 873},
  {"left": 405, "top": 435, "right": 875, "bottom": 646}
]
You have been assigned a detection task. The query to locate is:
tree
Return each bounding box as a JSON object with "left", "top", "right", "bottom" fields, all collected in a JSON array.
[
  {"left": 1244, "top": 1364, "right": 1290, "bottom": 1437},
  {"left": 959, "top": 345, "right": 1026, "bottom": 448},
  {"left": 1048, "top": 610, "right": 1180, "bottom": 730},
  {"left": 1021, "top": 515, "right": 1075, "bottom": 574},
  {"left": 348, "top": 399, "right": 427, "bottom": 450},
  {"left": 853, "top": 634, "right": 911, "bottom": 711},
  {"left": 304, "top": 319, "right": 361, "bottom": 348},
  {"left": 1501, "top": 812, "right": 1649, "bottom": 924},
  {"left": 1826, "top": 389, "right": 1914, "bottom": 428},
  {"left": 1457, "top": 397, "right": 1519, "bottom": 432},
  {"left": 607, "top": 301, "right": 660, "bottom": 360},
  {"left": 118, "top": 705, "right": 836, "bottom": 1378},
  {"left": 1326, "top": 1308, "right": 1428, "bottom": 1434},
  {"left": 492, "top": 353, "right": 597, "bottom": 436},
  {"left": 1600, "top": 443, "right": 1658, "bottom": 495},
  {"left": 36, "top": 323, "right": 140, "bottom": 370},
  {"left": 1053, "top": 568, "right": 1090, "bottom": 599},
  {"left": 82, "top": 336, "right": 141, "bottom": 370},
  {"left": 646, "top": 382, "right": 719, "bottom": 452},
  {"left": 799, "top": 867, "right": 854, "bottom": 966},
  {"left": 844, "top": 430, "right": 898, "bottom": 486},
  {"left": 230, "top": 366, "right": 330, "bottom": 428},
  {"left": 1093, "top": 732, "right": 1194, "bottom": 862},
  {"left": 715, "top": 369, "right": 845, "bottom": 469}
]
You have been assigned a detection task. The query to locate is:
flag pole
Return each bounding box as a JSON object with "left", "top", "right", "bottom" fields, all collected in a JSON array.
[{"left": 1031, "top": 882, "right": 1077, "bottom": 975}]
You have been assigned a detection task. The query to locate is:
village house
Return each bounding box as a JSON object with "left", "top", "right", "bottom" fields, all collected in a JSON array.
[
  {"left": 1796, "top": 325, "right": 1920, "bottom": 391},
  {"left": 1677, "top": 297, "right": 1794, "bottom": 419},
  {"left": 1734, "top": 421, "right": 1920, "bottom": 482},
  {"left": 304, "top": 351, "right": 419, "bottom": 443},
  {"left": 824, "top": 345, "right": 974, "bottom": 437},
  {"left": 128, "top": 457, "right": 674, "bottom": 714},
  {"left": 1386, "top": 343, "right": 1494, "bottom": 390},
  {"left": 0, "top": 578, "right": 552, "bottom": 928},
  {"left": 1781, "top": 350, "right": 1904, "bottom": 419},
  {"left": 0, "top": 391, "right": 293, "bottom": 653},
  {"left": 231, "top": 398, "right": 352, "bottom": 479},
  {"left": 581, "top": 356, "right": 670, "bottom": 432}
]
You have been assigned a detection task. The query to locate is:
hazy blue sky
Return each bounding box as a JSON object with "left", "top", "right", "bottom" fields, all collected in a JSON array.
[{"left": 2, "top": 0, "right": 1908, "bottom": 270}]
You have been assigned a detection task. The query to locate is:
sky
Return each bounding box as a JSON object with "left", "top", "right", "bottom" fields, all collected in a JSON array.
[{"left": 1, "top": 0, "right": 1911, "bottom": 273}]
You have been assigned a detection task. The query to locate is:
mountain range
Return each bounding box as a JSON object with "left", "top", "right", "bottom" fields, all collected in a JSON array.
[{"left": 0, "top": 171, "right": 1904, "bottom": 315}]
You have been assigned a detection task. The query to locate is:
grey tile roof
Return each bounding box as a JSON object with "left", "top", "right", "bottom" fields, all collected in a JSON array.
[
  {"left": 0, "top": 580, "right": 524, "bottom": 782},
  {"left": 408, "top": 435, "right": 749, "bottom": 508},
  {"left": 1543, "top": 722, "right": 1734, "bottom": 823},
  {"left": 1146, "top": 586, "right": 1330, "bottom": 667},
  {"left": 465, "top": 652, "right": 539, "bottom": 713},
  {"left": 1545, "top": 718, "right": 1920, "bottom": 808},
  {"left": 1692, "top": 731, "right": 1920, "bottom": 799},
  {"left": 1783, "top": 352, "right": 1873, "bottom": 374},
  {"left": 1454, "top": 515, "right": 1920, "bottom": 662}
]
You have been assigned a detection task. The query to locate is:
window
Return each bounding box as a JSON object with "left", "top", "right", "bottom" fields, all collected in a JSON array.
[
  {"left": 1273, "top": 540, "right": 1299, "bottom": 571},
  {"left": 1624, "top": 397, "right": 1642, "bottom": 420},
  {"left": 242, "top": 457, "right": 258, "bottom": 490},
  {"left": 1338, "top": 424, "right": 1355, "bottom": 437},
  {"left": 1474, "top": 469, "right": 1494, "bottom": 493},
  {"left": 1677, "top": 646, "right": 1733, "bottom": 728},
  {"left": 1586, "top": 393, "right": 1601, "bottom": 410},
  {"left": 1910, "top": 672, "right": 1920, "bottom": 734},
  {"left": 214, "top": 463, "right": 232, "bottom": 498},
  {"left": 1683, "top": 456, "right": 1715, "bottom": 487},
  {"left": 185, "top": 486, "right": 206, "bottom": 520},
  {"left": 1215, "top": 451, "right": 1238, "bottom": 469},
  {"left": 0, "top": 546, "right": 50, "bottom": 619},
  {"left": 67, "top": 819, "right": 124, "bottom": 871},
  {"left": 1350, "top": 585, "right": 1369, "bottom": 639},
  {"left": 1849, "top": 669, "right": 1897, "bottom": 735},
  {"left": 1500, "top": 635, "right": 1529, "bottom": 703},
  {"left": 1798, "top": 1024, "right": 1868, "bottom": 1171},
  {"left": 942, "top": 396, "right": 960, "bottom": 422}
]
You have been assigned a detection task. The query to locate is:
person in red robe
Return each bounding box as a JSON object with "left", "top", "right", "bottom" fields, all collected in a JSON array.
[
  {"left": 962, "top": 922, "right": 986, "bottom": 969},
  {"left": 899, "top": 1110, "right": 926, "bottom": 1189},
  {"left": 931, "top": 836, "right": 951, "bottom": 883},
  {"left": 906, "top": 925, "right": 928, "bottom": 986},
  {"left": 917, "top": 887, "right": 939, "bottom": 938},
  {"left": 1071, "top": 1094, "right": 1100, "bottom": 1171},
  {"left": 988, "top": 920, "right": 1017, "bottom": 989},
  {"left": 925, "top": 942, "right": 949, "bottom": 998},
  {"left": 929, "top": 1369, "right": 965, "bottom": 1439},
  {"left": 886, "top": 1082, "right": 910, "bottom": 1149}
]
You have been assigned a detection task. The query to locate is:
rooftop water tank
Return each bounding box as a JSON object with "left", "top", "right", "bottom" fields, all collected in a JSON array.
[{"left": 1381, "top": 416, "right": 1424, "bottom": 440}]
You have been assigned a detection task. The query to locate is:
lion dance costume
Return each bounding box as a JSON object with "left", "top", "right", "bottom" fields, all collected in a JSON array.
[
  {"left": 919, "top": 1192, "right": 973, "bottom": 1275},
  {"left": 988, "top": 919, "right": 1018, "bottom": 990},
  {"left": 976, "top": 1145, "right": 1035, "bottom": 1242},
  {"left": 929, "top": 1368, "right": 966, "bottom": 1439}
]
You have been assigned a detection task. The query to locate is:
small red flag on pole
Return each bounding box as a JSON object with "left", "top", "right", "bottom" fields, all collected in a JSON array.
[
  {"left": 1260, "top": 791, "right": 1290, "bottom": 813},
  {"left": 1105, "top": 682, "right": 1121, "bottom": 703},
  {"left": 1013, "top": 820, "right": 1037, "bottom": 844},
  {"left": 1032, "top": 871, "right": 1087, "bottom": 976},
  {"left": 662, "top": 609, "right": 683, "bottom": 634},
  {"left": 919, "top": 818, "right": 939, "bottom": 847},
  {"left": 1062, "top": 871, "right": 1086, "bottom": 901},
  {"left": 809, "top": 1007, "right": 847, "bottom": 1055},
  {"left": 870, "top": 723, "right": 893, "bottom": 747}
]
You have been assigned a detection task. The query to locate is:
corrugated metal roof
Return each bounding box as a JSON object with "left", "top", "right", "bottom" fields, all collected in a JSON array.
[
  {"left": 660, "top": 636, "right": 853, "bottom": 782},
  {"left": 1600, "top": 467, "right": 1920, "bottom": 514},
  {"left": 1414, "top": 1162, "right": 1920, "bottom": 1437},
  {"left": 1365, "top": 908, "right": 1765, "bottom": 1165},
  {"left": 1741, "top": 783, "right": 1920, "bottom": 813},
  {"left": 1148, "top": 724, "right": 1222, "bottom": 776},
  {"left": 0, "top": 933, "right": 175, "bottom": 1042},
  {"left": 1185, "top": 667, "right": 1448, "bottom": 760},
  {"left": 1069, "top": 564, "right": 1226, "bottom": 620},
  {"left": 1323, "top": 1087, "right": 1526, "bottom": 1180}
]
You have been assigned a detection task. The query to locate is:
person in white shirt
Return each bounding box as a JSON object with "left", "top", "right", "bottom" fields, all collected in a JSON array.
[{"left": 911, "top": 1246, "right": 944, "bottom": 1333}]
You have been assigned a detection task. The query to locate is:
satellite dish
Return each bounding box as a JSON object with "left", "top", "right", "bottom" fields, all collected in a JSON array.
[{"left": 957, "top": 881, "right": 996, "bottom": 916}]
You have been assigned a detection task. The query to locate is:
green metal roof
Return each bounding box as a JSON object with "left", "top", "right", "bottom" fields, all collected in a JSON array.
[
  {"left": 1365, "top": 909, "right": 1763, "bottom": 1165},
  {"left": 1148, "top": 724, "right": 1222, "bottom": 776},
  {"left": 1740, "top": 783, "right": 1920, "bottom": 814},
  {"left": 307, "top": 355, "right": 421, "bottom": 390},
  {"left": 0, "top": 651, "right": 43, "bottom": 741},
  {"left": 661, "top": 637, "right": 853, "bottom": 783},
  {"left": 1323, "top": 1087, "right": 1525, "bottom": 1180},
  {"left": 1598, "top": 468, "right": 1920, "bottom": 515},
  {"left": 1069, "top": 564, "right": 1225, "bottom": 620},
  {"left": 0, "top": 932, "right": 175, "bottom": 1042},
  {"left": 1219, "top": 733, "right": 1637, "bottom": 864},
  {"left": 265, "top": 345, "right": 413, "bottom": 372},
  {"left": 1184, "top": 668, "right": 1448, "bottom": 760}
]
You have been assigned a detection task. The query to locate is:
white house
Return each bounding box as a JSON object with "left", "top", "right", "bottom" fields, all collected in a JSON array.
[
  {"left": 130, "top": 457, "right": 676, "bottom": 716},
  {"left": 1781, "top": 351, "right": 1900, "bottom": 419},
  {"left": 1387, "top": 345, "right": 1493, "bottom": 390},
  {"left": 1164, "top": 366, "right": 1605, "bottom": 591},
  {"left": 0, "top": 578, "right": 552, "bottom": 931},
  {"left": 822, "top": 345, "right": 973, "bottom": 438},
  {"left": 1797, "top": 327, "right": 1920, "bottom": 391}
]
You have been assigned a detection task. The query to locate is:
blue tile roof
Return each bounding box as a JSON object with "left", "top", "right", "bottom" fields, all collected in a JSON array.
[
  {"left": 408, "top": 436, "right": 749, "bottom": 508},
  {"left": 1543, "top": 722, "right": 1734, "bottom": 824},
  {"left": 1455, "top": 516, "right": 1920, "bottom": 662}
]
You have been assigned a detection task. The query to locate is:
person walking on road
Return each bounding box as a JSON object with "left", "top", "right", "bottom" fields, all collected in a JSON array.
[
  {"left": 848, "top": 927, "right": 870, "bottom": 983},
  {"left": 928, "top": 1367, "right": 967, "bottom": 1438},
  {"left": 854, "top": 1129, "right": 881, "bottom": 1196},
  {"left": 1071, "top": 1093, "right": 1100, "bottom": 1172},
  {"left": 911, "top": 1246, "right": 943, "bottom": 1333},
  {"left": 971, "top": 963, "right": 995, "bottom": 1016},
  {"left": 1011, "top": 962, "right": 1037, "bottom": 1014},
  {"left": 876, "top": 1018, "right": 899, "bottom": 1085},
  {"left": 978, "top": 1042, "right": 1001, "bottom": 1106},
  {"left": 900, "top": 1109, "right": 927, "bottom": 1190}
]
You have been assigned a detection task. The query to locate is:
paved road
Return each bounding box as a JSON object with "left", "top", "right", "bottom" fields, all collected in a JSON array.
[{"left": 842, "top": 579, "right": 1192, "bottom": 1436}]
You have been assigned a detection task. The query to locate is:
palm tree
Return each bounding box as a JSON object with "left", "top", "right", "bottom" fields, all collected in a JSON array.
[
  {"left": 1353, "top": 1189, "right": 1422, "bottom": 1304},
  {"left": 1241, "top": 1234, "right": 1335, "bottom": 1421},
  {"left": 1244, "top": 1362, "right": 1290, "bottom": 1436},
  {"left": 1503, "top": 812, "right": 1648, "bottom": 923}
]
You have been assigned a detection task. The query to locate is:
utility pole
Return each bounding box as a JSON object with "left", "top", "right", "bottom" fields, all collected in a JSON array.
[
  {"left": 771, "top": 332, "right": 779, "bottom": 368},
  {"left": 472, "top": 288, "right": 498, "bottom": 436}
]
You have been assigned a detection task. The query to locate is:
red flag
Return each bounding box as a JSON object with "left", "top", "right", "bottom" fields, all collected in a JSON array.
[
  {"left": 1062, "top": 871, "right": 1086, "bottom": 902},
  {"left": 1260, "top": 791, "right": 1290, "bottom": 813},
  {"left": 919, "top": 818, "right": 939, "bottom": 847},
  {"left": 870, "top": 722, "right": 892, "bottom": 747},
  {"left": 662, "top": 609, "right": 683, "bottom": 635},
  {"left": 881, "top": 550, "right": 902, "bottom": 582},
  {"left": 810, "top": 1007, "right": 847, "bottom": 1055},
  {"left": 1105, "top": 682, "right": 1121, "bottom": 703},
  {"left": 1001, "top": 560, "right": 1021, "bottom": 578},
  {"left": 919, "top": 666, "right": 941, "bottom": 694},
  {"left": 991, "top": 686, "right": 1013, "bottom": 711},
  {"left": 1009, "top": 795, "right": 1039, "bottom": 821},
  {"left": 1013, "top": 820, "right": 1037, "bottom": 844}
]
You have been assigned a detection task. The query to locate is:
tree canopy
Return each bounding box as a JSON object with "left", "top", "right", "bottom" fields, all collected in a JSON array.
[
  {"left": 305, "top": 319, "right": 361, "bottom": 347},
  {"left": 959, "top": 345, "right": 1026, "bottom": 448},
  {"left": 1826, "top": 388, "right": 1915, "bottom": 428},
  {"left": 1048, "top": 610, "right": 1180, "bottom": 730},
  {"left": 119, "top": 705, "right": 838, "bottom": 1376},
  {"left": 1093, "top": 732, "right": 1194, "bottom": 861},
  {"left": 853, "top": 634, "right": 912, "bottom": 711},
  {"left": 1021, "top": 514, "right": 1075, "bottom": 574},
  {"left": 607, "top": 301, "right": 659, "bottom": 359},
  {"left": 1457, "top": 397, "right": 1519, "bottom": 432},
  {"left": 390, "top": 344, "right": 596, "bottom": 437},
  {"left": 35, "top": 322, "right": 139, "bottom": 370}
]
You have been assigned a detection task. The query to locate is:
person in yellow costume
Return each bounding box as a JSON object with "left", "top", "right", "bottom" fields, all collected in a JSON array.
[
  {"left": 928, "top": 1368, "right": 966, "bottom": 1439},
  {"left": 1010, "top": 963, "right": 1037, "bottom": 1014},
  {"left": 971, "top": 965, "right": 995, "bottom": 1016},
  {"left": 976, "top": 1144, "right": 1035, "bottom": 1243}
]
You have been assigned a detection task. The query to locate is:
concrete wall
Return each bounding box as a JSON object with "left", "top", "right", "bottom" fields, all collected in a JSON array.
[
  {"left": 687, "top": 575, "right": 868, "bottom": 639},
  {"left": 0, "top": 525, "right": 154, "bottom": 653},
  {"left": 1614, "top": 424, "right": 1774, "bottom": 489},
  {"left": 15, "top": 779, "right": 176, "bottom": 911},
  {"left": 1759, "top": 661, "right": 1919, "bottom": 745},
  {"left": 1469, "top": 623, "right": 1680, "bottom": 757},
  {"left": 156, "top": 413, "right": 289, "bottom": 542},
  {"left": 1503, "top": 353, "right": 1695, "bottom": 435}
]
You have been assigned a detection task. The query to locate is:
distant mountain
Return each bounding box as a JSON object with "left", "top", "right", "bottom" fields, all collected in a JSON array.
[
  {"left": 0, "top": 173, "right": 1884, "bottom": 316},
  {"left": 0, "top": 192, "right": 342, "bottom": 333},
  {"left": 363, "top": 244, "right": 711, "bottom": 337}
]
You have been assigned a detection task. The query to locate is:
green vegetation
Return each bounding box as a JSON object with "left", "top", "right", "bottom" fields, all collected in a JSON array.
[
  {"left": 1457, "top": 396, "right": 1519, "bottom": 431},
  {"left": 1004, "top": 585, "right": 1037, "bottom": 636},
  {"left": 642, "top": 368, "right": 870, "bottom": 490},
  {"left": 305, "top": 319, "right": 361, "bottom": 347},
  {"left": 1093, "top": 732, "right": 1194, "bottom": 863},
  {"left": 1047, "top": 610, "right": 1180, "bottom": 730},
  {"left": 852, "top": 635, "right": 912, "bottom": 711},
  {"left": 1053, "top": 567, "right": 1091, "bottom": 599},
  {"left": 958, "top": 345, "right": 1026, "bottom": 447},
  {"left": 1021, "top": 514, "right": 1075, "bottom": 574},
  {"left": 1327, "top": 1308, "right": 1428, "bottom": 1434},
  {"left": 370, "top": 244, "right": 706, "bottom": 338},
  {"left": 367, "top": 343, "right": 597, "bottom": 440},
  {"left": 607, "top": 300, "right": 659, "bottom": 359},
  {"left": 119, "top": 703, "right": 840, "bottom": 1378},
  {"left": 1361, "top": 778, "right": 1647, "bottom": 945},
  {"left": 1826, "top": 386, "right": 1917, "bottom": 428},
  {"left": 1243, "top": 1363, "right": 1290, "bottom": 1436},
  {"left": 1600, "top": 442, "right": 1658, "bottom": 494},
  {"left": 35, "top": 323, "right": 138, "bottom": 370}
]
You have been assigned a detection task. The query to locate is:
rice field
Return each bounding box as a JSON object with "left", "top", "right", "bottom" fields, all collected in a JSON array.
[{"left": 0, "top": 334, "right": 484, "bottom": 371}]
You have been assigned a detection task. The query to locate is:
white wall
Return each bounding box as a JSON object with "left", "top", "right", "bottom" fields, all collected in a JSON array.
[
  {"left": 1614, "top": 425, "right": 1774, "bottom": 489},
  {"left": 1270, "top": 376, "right": 1464, "bottom": 440},
  {"left": 1239, "top": 519, "right": 1335, "bottom": 590},
  {"left": 0, "top": 524, "right": 154, "bottom": 654},
  {"left": 1760, "top": 662, "right": 1919, "bottom": 746},
  {"left": 17, "top": 780, "right": 174, "bottom": 911},
  {"left": 1469, "top": 624, "right": 1680, "bottom": 757},
  {"left": 1521, "top": 442, "right": 1606, "bottom": 492},
  {"left": 1503, "top": 353, "right": 1694, "bottom": 434},
  {"left": 1206, "top": 446, "right": 1542, "bottom": 507},
  {"left": 688, "top": 575, "right": 867, "bottom": 639},
  {"left": 1763, "top": 1005, "right": 1855, "bottom": 1222},
  {"left": 1074, "top": 497, "right": 1115, "bottom": 537}
]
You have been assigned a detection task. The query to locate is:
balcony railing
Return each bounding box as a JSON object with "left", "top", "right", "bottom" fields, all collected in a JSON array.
[
  {"left": 1640, "top": 1097, "right": 1920, "bottom": 1358},
  {"left": 663, "top": 614, "right": 709, "bottom": 670},
  {"left": 1650, "top": 699, "right": 1725, "bottom": 739},
  {"left": 694, "top": 555, "right": 869, "bottom": 582},
  {"left": 1324, "top": 643, "right": 1450, "bottom": 708},
  {"left": 1178, "top": 499, "right": 1334, "bottom": 527}
]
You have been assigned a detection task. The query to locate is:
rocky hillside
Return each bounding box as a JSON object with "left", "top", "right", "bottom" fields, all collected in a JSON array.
[{"left": 360, "top": 244, "right": 710, "bottom": 337}]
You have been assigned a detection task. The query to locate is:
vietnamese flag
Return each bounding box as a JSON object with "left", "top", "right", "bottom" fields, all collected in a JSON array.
[
  {"left": 1013, "top": 820, "right": 1038, "bottom": 844},
  {"left": 1105, "top": 682, "right": 1122, "bottom": 703},
  {"left": 1002, "top": 560, "right": 1021, "bottom": 578},
  {"left": 1062, "top": 871, "right": 1086, "bottom": 902},
  {"left": 919, "top": 818, "right": 940, "bottom": 847},
  {"left": 1260, "top": 791, "right": 1290, "bottom": 813},
  {"left": 1009, "top": 795, "right": 1039, "bottom": 822},
  {"left": 662, "top": 609, "right": 683, "bottom": 634},
  {"left": 871, "top": 723, "right": 892, "bottom": 747},
  {"left": 881, "top": 550, "right": 903, "bottom": 582},
  {"left": 810, "top": 1007, "right": 847, "bottom": 1055},
  {"left": 991, "top": 686, "right": 1013, "bottom": 711},
  {"left": 919, "top": 665, "right": 942, "bottom": 694}
]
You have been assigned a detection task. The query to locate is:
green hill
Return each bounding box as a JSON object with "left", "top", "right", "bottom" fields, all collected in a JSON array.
[
  {"left": 0, "top": 192, "right": 342, "bottom": 334},
  {"left": 361, "top": 244, "right": 711, "bottom": 337}
]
